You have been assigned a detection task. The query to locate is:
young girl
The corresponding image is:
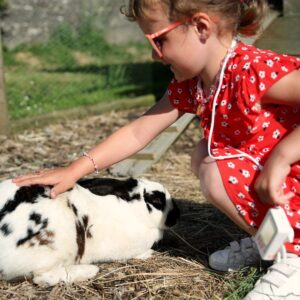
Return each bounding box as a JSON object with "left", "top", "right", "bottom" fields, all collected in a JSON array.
[{"left": 14, "top": 0, "right": 300, "bottom": 298}]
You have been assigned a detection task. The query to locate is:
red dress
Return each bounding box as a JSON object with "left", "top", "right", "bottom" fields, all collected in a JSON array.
[{"left": 167, "top": 41, "right": 300, "bottom": 254}]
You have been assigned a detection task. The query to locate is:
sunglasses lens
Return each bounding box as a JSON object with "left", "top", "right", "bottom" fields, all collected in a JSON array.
[
  {"left": 153, "top": 38, "right": 161, "bottom": 48},
  {"left": 153, "top": 38, "right": 163, "bottom": 56}
]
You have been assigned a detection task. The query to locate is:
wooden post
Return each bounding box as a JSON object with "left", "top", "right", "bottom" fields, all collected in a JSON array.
[{"left": 0, "top": 30, "right": 9, "bottom": 135}]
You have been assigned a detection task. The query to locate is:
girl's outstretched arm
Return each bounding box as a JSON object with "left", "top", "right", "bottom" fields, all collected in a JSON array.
[
  {"left": 255, "top": 70, "right": 300, "bottom": 205},
  {"left": 13, "top": 93, "right": 182, "bottom": 198}
]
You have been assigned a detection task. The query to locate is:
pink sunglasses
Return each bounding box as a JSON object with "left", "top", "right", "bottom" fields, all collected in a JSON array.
[{"left": 145, "top": 21, "right": 183, "bottom": 58}]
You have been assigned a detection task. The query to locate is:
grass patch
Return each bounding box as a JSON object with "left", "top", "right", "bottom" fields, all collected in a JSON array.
[
  {"left": 6, "top": 69, "right": 153, "bottom": 119},
  {"left": 223, "top": 267, "right": 265, "bottom": 299},
  {"left": 3, "top": 21, "right": 172, "bottom": 120},
  {"left": 4, "top": 22, "right": 142, "bottom": 68},
  {"left": 0, "top": 0, "right": 8, "bottom": 11}
]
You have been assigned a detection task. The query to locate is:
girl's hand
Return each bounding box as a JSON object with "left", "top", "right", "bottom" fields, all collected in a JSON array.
[
  {"left": 13, "top": 166, "right": 78, "bottom": 199},
  {"left": 254, "top": 158, "right": 294, "bottom": 206}
]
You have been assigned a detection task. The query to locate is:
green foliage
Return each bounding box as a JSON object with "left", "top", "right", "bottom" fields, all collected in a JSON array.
[
  {"left": 223, "top": 268, "right": 265, "bottom": 300},
  {"left": 4, "top": 21, "right": 143, "bottom": 69},
  {"left": 50, "top": 23, "right": 77, "bottom": 48},
  {"left": 0, "top": 0, "right": 8, "bottom": 11},
  {"left": 76, "top": 20, "right": 111, "bottom": 55},
  {"left": 49, "top": 21, "right": 111, "bottom": 54},
  {"left": 6, "top": 69, "right": 145, "bottom": 119},
  {"left": 3, "top": 20, "right": 171, "bottom": 120}
]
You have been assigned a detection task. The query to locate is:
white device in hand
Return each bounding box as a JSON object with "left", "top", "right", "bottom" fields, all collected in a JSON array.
[{"left": 254, "top": 207, "right": 294, "bottom": 261}]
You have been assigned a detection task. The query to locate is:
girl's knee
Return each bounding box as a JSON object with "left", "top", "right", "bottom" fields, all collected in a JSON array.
[
  {"left": 191, "top": 139, "right": 208, "bottom": 177},
  {"left": 191, "top": 139, "right": 225, "bottom": 202},
  {"left": 191, "top": 160, "right": 199, "bottom": 177},
  {"left": 198, "top": 157, "right": 223, "bottom": 201}
]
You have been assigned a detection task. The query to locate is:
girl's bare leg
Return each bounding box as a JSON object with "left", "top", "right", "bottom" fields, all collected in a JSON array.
[{"left": 191, "top": 139, "right": 256, "bottom": 236}]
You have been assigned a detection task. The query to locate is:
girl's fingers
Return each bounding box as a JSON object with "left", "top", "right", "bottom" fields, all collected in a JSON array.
[
  {"left": 13, "top": 170, "right": 52, "bottom": 185},
  {"left": 12, "top": 168, "right": 74, "bottom": 198},
  {"left": 274, "top": 191, "right": 295, "bottom": 205},
  {"left": 50, "top": 189, "right": 57, "bottom": 199},
  {"left": 50, "top": 182, "right": 73, "bottom": 199},
  {"left": 50, "top": 186, "right": 63, "bottom": 199},
  {"left": 13, "top": 176, "right": 39, "bottom": 185},
  {"left": 262, "top": 191, "right": 295, "bottom": 206},
  {"left": 15, "top": 177, "right": 45, "bottom": 186},
  {"left": 13, "top": 175, "right": 31, "bottom": 182},
  {"left": 32, "top": 169, "right": 47, "bottom": 176},
  {"left": 13, "top": 176, "right": 37, "bottom": 185},
  {"left": 13, "top": 171, "right": 44, "bottom": 182},
  {"left": 14, "top": 175, "right": 56, "bottom": 187}
]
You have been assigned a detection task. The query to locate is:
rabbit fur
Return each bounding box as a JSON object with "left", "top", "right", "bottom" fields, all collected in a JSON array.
[{"left": 0, "top": 177, "right": 179, "bottom": 286}]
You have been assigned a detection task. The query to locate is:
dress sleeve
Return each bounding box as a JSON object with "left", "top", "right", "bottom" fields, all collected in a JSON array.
[
  {"left": 236, "top": 51, "right": 300, "bottom": 109},
  {"left": 167, "top": 77, "right": 198, "bottom": 114}
]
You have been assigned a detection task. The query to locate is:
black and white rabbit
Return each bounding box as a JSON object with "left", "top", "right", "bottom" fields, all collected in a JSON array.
[{"left": 0, "top": 177, "right": 179, "bottom": 286}]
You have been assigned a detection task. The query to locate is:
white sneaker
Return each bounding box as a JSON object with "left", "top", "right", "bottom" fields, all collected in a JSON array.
[
  {"left": 244, "top": 255, "right": 300, "bottom": 300},
  {"left": 209, "top": 237, "right": 261, "bottom": 271}
]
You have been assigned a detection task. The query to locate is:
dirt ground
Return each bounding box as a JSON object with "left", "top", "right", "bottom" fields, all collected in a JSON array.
[{"left": 0, "top": 108, "right": 261, "bottom": 300}]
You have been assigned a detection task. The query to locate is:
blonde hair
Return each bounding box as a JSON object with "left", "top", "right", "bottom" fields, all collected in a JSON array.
[{"left": 121, "top": 0, "right": 269, "bottom": 37}]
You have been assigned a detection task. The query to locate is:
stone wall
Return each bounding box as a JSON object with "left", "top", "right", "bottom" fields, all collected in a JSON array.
[{"left": 0, "top": 0, "right": 143, "bottom": 48}]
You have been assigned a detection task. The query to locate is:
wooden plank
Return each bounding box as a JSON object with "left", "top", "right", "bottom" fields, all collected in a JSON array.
[
  {"left": 110, "top": 113, "right": 194, "bottom": 176},
  {"left": 131, "top": 129, "right": 187, "bottom": 160},
  {"left": 131, "top": 112, "right": 194, "bottom": 161},
  {"left": 109, "top": 159, "right": 155, "bottom": 178},
  {"left": 165, "top": 113, "right": 195, "bottom": 133}
]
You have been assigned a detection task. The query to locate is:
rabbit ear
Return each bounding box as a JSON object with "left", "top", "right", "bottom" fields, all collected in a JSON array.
[
  {"left": 77, "top": 177, "right": 140, "bottom": 202},
  {"left": 165, "top": 200, "right": 180, "bottom": 228}
]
